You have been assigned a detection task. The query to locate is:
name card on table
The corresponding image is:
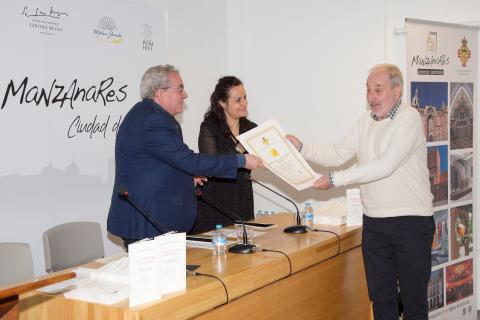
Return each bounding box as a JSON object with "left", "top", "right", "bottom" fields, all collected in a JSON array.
[
  {"left": 346, "top": 188, "right": 363, "bottom": 226},
  {"left": 129, "top": 232, "right": 186, "bottom": 307}
]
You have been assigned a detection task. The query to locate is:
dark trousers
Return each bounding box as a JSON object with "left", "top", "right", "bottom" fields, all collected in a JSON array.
[{"left": 362, "top": 214, "right": 434, "bottom": 320}]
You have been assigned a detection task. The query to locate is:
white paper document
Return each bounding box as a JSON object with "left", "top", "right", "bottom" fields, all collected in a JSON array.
[
  {"left": 158, "top": 232, "right": 186, "bottom": 294},
  {"left": 237, "top": 119, "right": 319, "bottom": 190},
  {"left": 39, "top": 267, "right": 93, "bottom": 295},
  {"left": 129, "top": 232, "right": 186, "bottom": 307},
  {"left": 129, "top": 238, "right": 163, "bottom": 307},
  {"left": 63, "top": 276, "right": 129, "bottom": 305},
  {"left": 346, "top": 188, "right": 363, "bottom": 226}
]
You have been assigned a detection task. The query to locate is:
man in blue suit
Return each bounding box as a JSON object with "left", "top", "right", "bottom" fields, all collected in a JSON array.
[{"left": 107, "top": 65, "right": 263, "bottom": 248}]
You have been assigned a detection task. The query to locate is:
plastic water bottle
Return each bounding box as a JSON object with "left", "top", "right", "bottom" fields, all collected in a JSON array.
[
  {"left": 256, "top": 210, "right": 264, "bottom": 218},
  {"left": 304, "top": 202, "right": 314, "bottom": 232},
  {"left": 212, "top": 224, "right": 227, "bottom": 256}
]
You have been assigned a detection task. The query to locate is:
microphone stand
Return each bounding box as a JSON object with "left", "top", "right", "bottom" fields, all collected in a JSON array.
[
  {"left": 248, "top": 177, "right": 307, "bottom": 234},
  {"left": 118, "top": 185, "right": 172, "bottom": 234},
  {"left": 194, "top": 189, "right": 256, "bottom": 254}
]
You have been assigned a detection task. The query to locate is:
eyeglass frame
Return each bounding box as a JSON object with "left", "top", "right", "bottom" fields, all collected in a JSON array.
[{"left": 160, "top": 84, "right": 185, "bottom": 92}]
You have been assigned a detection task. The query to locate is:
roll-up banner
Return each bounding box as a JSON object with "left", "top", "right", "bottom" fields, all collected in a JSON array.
[{"left": 406, "top": 18, "right": 477, "bottom": 320}]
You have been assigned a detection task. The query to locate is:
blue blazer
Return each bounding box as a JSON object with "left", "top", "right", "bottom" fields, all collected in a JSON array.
[{"left": 107, "top": 99, "right": 238, "bottom": 240}]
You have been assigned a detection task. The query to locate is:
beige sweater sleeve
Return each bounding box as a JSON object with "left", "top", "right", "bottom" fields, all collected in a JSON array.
[
  {"left": 300, "top": 121, "right": 359, "bottom": 167},
  {"left": 301, "top": 107, "right": 425, "bottom": 187}
]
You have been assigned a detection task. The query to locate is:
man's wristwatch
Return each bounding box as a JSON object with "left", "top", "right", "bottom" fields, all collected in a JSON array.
[{"left": 328, "top": 171, "right": 335, "bottom": 187}]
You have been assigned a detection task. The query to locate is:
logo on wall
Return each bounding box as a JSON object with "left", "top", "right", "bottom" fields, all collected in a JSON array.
[
  {"left": 457, "top": 37, "right": 471, "bottom": 67},
  {"left": 93, "top": 17, "right": 124, "bottom": 44},
  {"left": 409, "top": 30, "right": 449, "bottom": 75},
  {"left": 426, "top": 31, "right": 437, "bottom": 55},
  {"left": 20, "top": 5, "right": 68, "bottom": 36},
  {"left": 142, "top": 23, "right": 154, "bottom": 51}
]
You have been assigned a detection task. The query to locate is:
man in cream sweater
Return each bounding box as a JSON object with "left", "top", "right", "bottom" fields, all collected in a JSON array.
[{"left": 287, "top": 64, "right": 434, "bottom": 320}]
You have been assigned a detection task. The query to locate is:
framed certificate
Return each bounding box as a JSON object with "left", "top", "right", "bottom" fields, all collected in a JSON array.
[{"left": 238, "top": 119, "right": 319, "bottom": 191}]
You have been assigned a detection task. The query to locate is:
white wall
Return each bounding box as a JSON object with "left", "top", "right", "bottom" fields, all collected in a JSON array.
[{"left": 134, "top": 0, "right": 229, "bottom": 153}]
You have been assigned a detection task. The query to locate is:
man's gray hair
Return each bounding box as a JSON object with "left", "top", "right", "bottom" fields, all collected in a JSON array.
[
  {"left": 370, "top": 63, "right": 404, "bottom": 92},
  {"left": 140, "top": 64, "right": 179, "bottom": 99}
]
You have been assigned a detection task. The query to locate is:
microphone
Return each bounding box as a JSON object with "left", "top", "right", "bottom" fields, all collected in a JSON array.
[
  {"left": 118, "top": 185, "right": 172, "bottom": 234},
  {"left": 245, "top": 175, "right": 307, "bottom": 234},
  {"left": 194, "top": 187, "right": 256, "bottom": 254}
]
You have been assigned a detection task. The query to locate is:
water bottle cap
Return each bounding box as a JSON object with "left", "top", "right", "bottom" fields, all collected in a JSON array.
[{"left": 215, "top": 224, "right": 222, "bottom": 229}]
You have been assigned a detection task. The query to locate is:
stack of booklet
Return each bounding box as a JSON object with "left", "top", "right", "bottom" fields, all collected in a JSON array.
[
  {"left": 312, "top": 189, "right": 363, "bottom": 226},
  {"left": 39, "top": 232, "right": 186, "bottom": 307},
  {"left": 314, "top": 201, "right": 347, "bottom": 226},
  {"left": 63, "top": 257, "right": 130, "bottom": 305},
  {"left": 40, "top": 257, "right": 130, "bottom": 305}
]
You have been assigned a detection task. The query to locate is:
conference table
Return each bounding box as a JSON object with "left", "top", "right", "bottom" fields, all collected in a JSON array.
[{"left": 14, "top": 213, "right": 371, "bottom": 319}]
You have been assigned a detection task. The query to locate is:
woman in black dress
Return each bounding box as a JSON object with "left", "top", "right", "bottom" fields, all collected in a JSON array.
[{"left": 190, "top": 76, "right": 256, "bottom": 234}]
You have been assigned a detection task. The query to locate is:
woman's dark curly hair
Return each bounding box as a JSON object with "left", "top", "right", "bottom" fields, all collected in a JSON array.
[{"left": 204, "top": 76, "right": 248, "bottom": 139}]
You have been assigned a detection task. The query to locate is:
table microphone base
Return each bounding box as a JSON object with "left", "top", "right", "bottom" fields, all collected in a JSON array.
[
  {"left": 284, "top": 225, "right": 308, "bottom": 234},
  {"left": 228, "top": 243, "right": 256, "bottom": 254}
]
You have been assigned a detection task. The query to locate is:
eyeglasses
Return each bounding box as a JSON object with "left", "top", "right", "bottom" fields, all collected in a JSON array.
[{"left": 161, "top": 84, "right": 185, "bottom": 92}]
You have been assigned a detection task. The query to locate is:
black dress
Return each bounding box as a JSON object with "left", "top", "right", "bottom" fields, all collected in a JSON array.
[{"left": 190, "top": 117, "right": 257, "bottom": 234}]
